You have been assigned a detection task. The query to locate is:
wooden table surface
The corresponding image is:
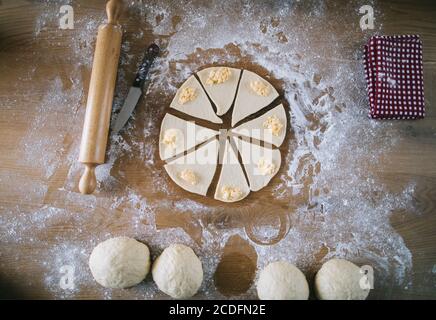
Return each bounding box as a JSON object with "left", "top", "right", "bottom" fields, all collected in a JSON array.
[{"left": 0, "top": 0, "right": 435, "bottom": 299}]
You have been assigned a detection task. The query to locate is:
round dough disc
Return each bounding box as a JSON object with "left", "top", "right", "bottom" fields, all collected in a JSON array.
[{"left": 161, "top": 67, "right": 286, "bottom": 202}]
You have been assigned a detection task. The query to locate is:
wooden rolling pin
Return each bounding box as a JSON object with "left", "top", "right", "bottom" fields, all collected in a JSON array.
[{"left": 78, "top": 0, "right": 123, "bottom": 194}]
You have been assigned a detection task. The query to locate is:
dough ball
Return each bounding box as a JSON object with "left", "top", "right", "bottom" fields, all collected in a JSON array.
[
  {"left": 152, "top": 244, "right": 203, "bottom": 299},
  {"left": 89, "top": 237, "right": 150, "bottom": 289},
  {"left": 256, "top": 261, "right": 309, "bottom": 300},
  {"left": 315, "top": 258, "right": 370, "bottom": 300}
]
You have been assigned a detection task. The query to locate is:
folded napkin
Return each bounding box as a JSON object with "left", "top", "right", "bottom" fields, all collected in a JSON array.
[{"left": 364, "top": 35, "right": 425, "bottom": 119}]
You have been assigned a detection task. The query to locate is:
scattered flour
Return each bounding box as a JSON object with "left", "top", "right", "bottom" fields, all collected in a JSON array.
[{"left": 0, "top": 0, "right": 423, "bottom": 299}]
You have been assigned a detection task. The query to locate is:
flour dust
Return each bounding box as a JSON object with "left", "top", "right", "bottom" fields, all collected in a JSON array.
[{"left": 0, "top": 0, "right": 420, "bottom": 299}]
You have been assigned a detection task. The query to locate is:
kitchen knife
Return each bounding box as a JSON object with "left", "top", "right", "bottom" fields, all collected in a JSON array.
[{"left": 112, "top": 43, "right": 160, "bottom": 133}]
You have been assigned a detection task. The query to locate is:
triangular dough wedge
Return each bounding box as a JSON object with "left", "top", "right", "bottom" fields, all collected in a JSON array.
[
  {"left": 170, "top": 75, "right": 222, "bottom": 124},
  {"left": 159, "top": 113, "right": 218, "bottom": 160},
  {"left": 197, "top": 67, "right": 241, "bottom": 116},
  {"left": 164, "top": 139, "right": 219, "bottom": 196},
  {"left": 214, "top": 139, "right": 250, "bottom": 202},
  {"left": 231, "top": 104, "right": 287, "bottom": 147},
  {"left": 231, "top": 137, "right": 281, "bottom": 191},
  {"left": 231, "top": 70, "right": 279, "bottom": 126}
]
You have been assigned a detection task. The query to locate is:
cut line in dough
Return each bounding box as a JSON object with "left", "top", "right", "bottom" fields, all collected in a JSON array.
[
  {"left": 161, "top": 66, "right": 286, "bottom": 202},
  {"left": 214, "top": 139, "right": 250, "bottom": 202},
  {"left": 231, "top": 136, "right": 281, "bottom": 191},
  {"left": 170, "top": 75, "right": 223, "bottom": 124},
  {"left": 159, "top": 113, "right": 219, "bottom": 161},
  {"left": 231, "top": 70, "right": 279, "bottom": 126},
  {"left": 164, "top": 139, "right": 219, "bottom": 196},
  {"left": 231, "top": 104, "right": 287, "bottom": 147},
  {"left": 197, "top": 67, "right": 241, "bottom": 116}
]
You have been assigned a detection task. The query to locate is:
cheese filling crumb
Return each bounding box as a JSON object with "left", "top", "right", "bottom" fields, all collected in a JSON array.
[
  {"left": 178, "top": 87, "right": 197, "bottom": 104},
  {"left": 220, "top": 186, "right": 243, "bottom": 201},
  {"left": 257, "top": 157, "right": 276, "bottom": 175},
  {"left": 206, "top": 67, "right": 231, "bottom": 85},
  {"left": 263, "top": 115, "right": 283, "bottom": 136},
  {"left": 162, "top": 129, "right": 180, "bottom": 149},
  {"left": 180, "top": 169, "right": 198, "bottom": 185},
  {"left": 250, "top": 80, "right": 270, "bottom": 96}
]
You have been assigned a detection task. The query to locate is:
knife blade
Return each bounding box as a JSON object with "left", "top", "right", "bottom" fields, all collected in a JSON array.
[{"left": 112, "top": 43, "right": 160, "bottom": 133}]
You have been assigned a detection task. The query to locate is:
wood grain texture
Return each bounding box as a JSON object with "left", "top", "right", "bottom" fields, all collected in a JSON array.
[{"left": 0, "top": 0, "right": 435, "bottom": 299}]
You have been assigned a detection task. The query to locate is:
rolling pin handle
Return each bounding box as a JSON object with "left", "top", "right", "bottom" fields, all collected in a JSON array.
[
  {"left": 106, "top": 0, "right": 123, "bottom": 25},
  {"left": 79, "top": 163, "right": 97, "bottom": 195}
]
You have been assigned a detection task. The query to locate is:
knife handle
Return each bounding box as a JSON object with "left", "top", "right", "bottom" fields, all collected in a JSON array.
[{"left": 132, "top": 43, "right": 160, "bottom": 89}]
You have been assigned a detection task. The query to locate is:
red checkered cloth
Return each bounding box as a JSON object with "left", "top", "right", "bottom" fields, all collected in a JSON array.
[{"left": 364, "top": 35, "right": 425, "bottom": 119}]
